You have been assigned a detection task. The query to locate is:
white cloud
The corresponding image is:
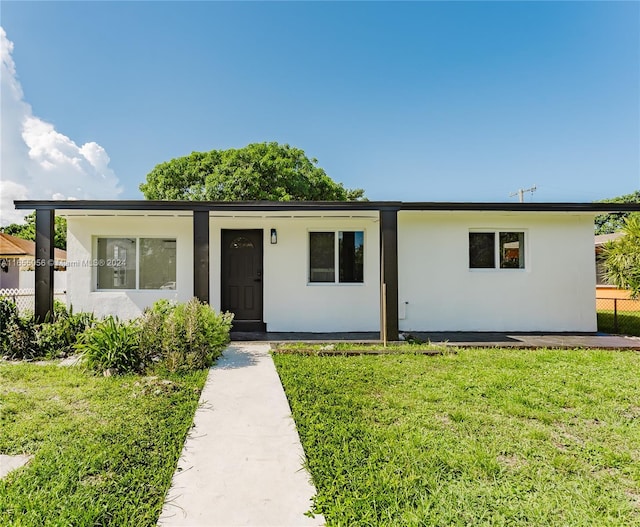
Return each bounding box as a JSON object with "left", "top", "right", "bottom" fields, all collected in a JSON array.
[{"left": 0, "top": 27, "right": 121, "bottom": 226}]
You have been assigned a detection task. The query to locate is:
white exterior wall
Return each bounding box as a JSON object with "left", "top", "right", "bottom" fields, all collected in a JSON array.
[
  {"left": 66, "top": 215, "right": 194, "bottom": 319},
  {"left": 65, "top": 213, "right": 381, "bottom": 330},
  {"left": 64, "top": 209, "right": 597, "bottom": 332},
  {"left": 397, "top": 211, "right": 597, "bottom": 332},
  {"left": 209, "top": 214, "right": 380, "bottom": 332}
]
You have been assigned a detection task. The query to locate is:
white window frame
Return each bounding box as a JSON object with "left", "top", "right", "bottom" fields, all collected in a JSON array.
[
  {"left": 307, "top": 229, "right": 366, "bottom": 285},
  {"left": 93, "top": 236, "right": 177, "bottom": 291},
  {"left": 468, "top": 229, "right": 527, "bottom": 271}
]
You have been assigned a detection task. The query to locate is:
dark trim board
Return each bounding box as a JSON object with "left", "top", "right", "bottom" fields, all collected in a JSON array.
[
  {"left": 193, "top": 211, "right": 209, "bottom": 304},
  {"left": 34, "top": 209, "right": 55, "bottom": 323},
  {"left": 380, "top": 209, "right": 399, "bottom": 341},
  {"left": 14, "top": 199, "right": 640, "bottom": 213}
]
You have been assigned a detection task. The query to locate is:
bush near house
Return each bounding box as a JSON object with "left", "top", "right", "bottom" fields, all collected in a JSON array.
[
  {"left": 76, "top": 298, "right": 232, "bottom": 375},
  {"left": 138, "top": 298, "right": 234, "bottom": 373},
  {"left": 37, "top": 303, "right": 95, "bottom": 359},
  {"left": 0, "top": 297, "right": 232, "bottom": 375},
  {"left": 0, "top": 299, "right": 38, "bottom": 360},
  {"left": 0, "top": 299, "right": 94, "bottom": 361},
  {"left": 76, "top": 317, "right": 142, "bottom": 375}
]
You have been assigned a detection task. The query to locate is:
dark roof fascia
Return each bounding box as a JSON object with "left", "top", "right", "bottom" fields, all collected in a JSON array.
[
  {"left": 13, "top": 200, "right": 640, "bottom": 213},
  {"left": 14, "top": 200, "right": 400, "bottom": 212},
  {"left": 400, "top": 202, "right": 640, "bottom": 212}
]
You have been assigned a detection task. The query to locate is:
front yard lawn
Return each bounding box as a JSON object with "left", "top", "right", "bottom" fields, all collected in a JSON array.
[
  {"left": 274, "top": 348, "right": 640, "bottom": 526},
  {"left": 0, "top": 363, "right": 207, "bottom": 526}
]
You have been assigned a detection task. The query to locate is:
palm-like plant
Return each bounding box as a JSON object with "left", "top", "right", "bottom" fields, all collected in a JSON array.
[{"left": 602, "top": 215, "right": 640, "bottom": 298}]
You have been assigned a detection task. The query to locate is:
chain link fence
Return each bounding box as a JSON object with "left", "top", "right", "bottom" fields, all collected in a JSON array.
[
  {"left": 597, "top": 297, "right": 640, "bottom": 336},
  {"left": 0, "top": 288, "right": 67, "bottom": 315}
]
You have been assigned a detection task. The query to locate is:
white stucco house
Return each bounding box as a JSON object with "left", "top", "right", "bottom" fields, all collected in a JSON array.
[{"left": 14, "top": 200, "right": 640, "bottom": 339}]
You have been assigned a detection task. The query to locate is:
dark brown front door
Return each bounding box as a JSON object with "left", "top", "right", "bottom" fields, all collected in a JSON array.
[{"left": 221, "top": 229, "right": 265, "bottom": 331}]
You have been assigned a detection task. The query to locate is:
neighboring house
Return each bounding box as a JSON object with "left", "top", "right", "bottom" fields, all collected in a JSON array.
[
  {"left": 0, "top": 232, "right": 66, "bottom": 290},
  {"left": 13, "top": 200, "right": 640, "bottom": 337}
]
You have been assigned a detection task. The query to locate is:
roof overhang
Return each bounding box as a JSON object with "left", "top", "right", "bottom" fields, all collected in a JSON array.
[{"left": 13, "top": 200, "right": 640, "bottom": 213}]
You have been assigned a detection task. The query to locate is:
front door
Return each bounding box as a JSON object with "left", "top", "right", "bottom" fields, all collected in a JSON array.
[{"left": 221, "top": 229, "right": 265, "bottom": 331}]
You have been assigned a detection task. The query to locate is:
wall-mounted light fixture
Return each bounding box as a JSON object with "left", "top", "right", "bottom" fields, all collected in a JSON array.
[{"left": 270, "top": 228, "right": 277, "bottom": 244}]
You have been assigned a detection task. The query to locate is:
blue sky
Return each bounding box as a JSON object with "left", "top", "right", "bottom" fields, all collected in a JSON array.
[{"left": 1, "top": 1, "right": 638, "bottom": 222}]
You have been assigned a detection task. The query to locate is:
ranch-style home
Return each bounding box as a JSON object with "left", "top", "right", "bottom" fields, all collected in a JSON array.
[{"left": 14, "top": 200, "right": 640, "bottom": 340}]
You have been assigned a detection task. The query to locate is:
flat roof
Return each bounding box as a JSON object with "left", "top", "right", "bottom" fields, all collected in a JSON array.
[{"left": 13, "top": 199, "right": 640, "bottom": 213}]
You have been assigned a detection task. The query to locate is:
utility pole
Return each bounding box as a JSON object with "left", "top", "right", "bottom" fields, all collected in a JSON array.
[{"left": 510, "top": 185, "right": 537, "bottom": 203}]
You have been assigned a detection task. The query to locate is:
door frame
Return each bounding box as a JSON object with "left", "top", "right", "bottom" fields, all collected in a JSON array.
[{"left": 220, "top": 229, "right": 265, "bottom": 332}]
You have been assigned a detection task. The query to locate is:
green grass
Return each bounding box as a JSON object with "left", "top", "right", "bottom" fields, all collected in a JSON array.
[
  {"left": 0, "top": 363, "right": 207, "bottom": 526},
  {"left": 598, "top": 310, "right": 640, "bottom": 336},
  {"left": 275, "top": 342, "right": 452, "bottom": 354},
  {"left": 274, "top": 348, "right": 640, "bottom": 526}
]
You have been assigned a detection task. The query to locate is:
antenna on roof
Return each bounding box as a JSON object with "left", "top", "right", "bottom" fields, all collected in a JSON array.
[{"left": 510, "top": 185, "right": 537, "bottom": 203}]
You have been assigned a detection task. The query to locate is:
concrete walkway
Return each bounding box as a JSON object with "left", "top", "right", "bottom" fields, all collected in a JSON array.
[{"left": 158, "top": 343, "right": 324, "bottom": 527}]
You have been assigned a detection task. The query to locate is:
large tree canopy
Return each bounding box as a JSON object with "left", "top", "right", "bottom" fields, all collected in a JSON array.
[
  {"left": 1, "top": 212, "right": 67, "bottom": 250},
  {"left": 602, "top": 215, "right": 640, "bottom": 298},
  {"left": 595, "top": 191, "right": 640, "bottom": 235},
  {"left": 140, "top": 142, "right": 365, "bottom": 201}
]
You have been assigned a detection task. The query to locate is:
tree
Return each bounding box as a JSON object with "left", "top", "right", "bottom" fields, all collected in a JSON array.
[
  {"left": 0, "top": 212, "right": 67, "bottom": 250},
  {"left": 595, "top": 191, "right": 640, "bottom": 235},
  {"left": 140, "top": 142, "right": 365, "bottom": 202},
  {"left": 602, "top": 215, "right": 640, "bottom": 298}
]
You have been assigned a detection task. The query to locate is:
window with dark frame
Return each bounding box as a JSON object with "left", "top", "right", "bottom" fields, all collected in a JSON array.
[
  {"left": 469, "top": 232, "right": 495, "bottom": 268},
  {"left": 469, "top": 231, "right": 525, "bottom": 270},
  {"left": 309, "top": 232, "right": 335, "bottom": 283},
  {"left": 339, "top": 231, "right": 364, "bottom": 283},
  {"left": 309, "top": 231, "right": 364, "bottom": 283}
]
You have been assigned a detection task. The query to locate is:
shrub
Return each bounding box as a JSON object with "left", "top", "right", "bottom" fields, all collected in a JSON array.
[
  {"left": 141, "top": 298, "right": 232, "bottom": 373},
  {"left": 37, "top": 304, "right": 96, "bottom": 359},
  {"left": 138, "top": 299, "right": 175, "bottom": 365},
  {"left": 76, "top": 316, "right": 141, "bottom": 375},
  {"left": 3, "top": 316, "right": 39, "bottom": 360},
  {"left": 0, "top": 298, "right": 19, "bottom": 345},
  {"left": 0, "top": 298, "right": 39, "bottom": 360}
]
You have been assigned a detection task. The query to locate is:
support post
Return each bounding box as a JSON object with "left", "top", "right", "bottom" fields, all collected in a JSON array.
[
  {"left": 193, "top": 211, "right": 210, "bottom": 304},
  {"left": 380, "top": 208, "right": 399, "bottom": 341},
  {"left": 35, "top": 208, "right": 55, "bottom": 322}
]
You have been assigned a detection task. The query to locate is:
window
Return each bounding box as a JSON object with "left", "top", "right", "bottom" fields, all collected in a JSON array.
[
  {"left": 97, "top": 238, "right": 136, "bottom": 289},
  {"left": 499, "top": 232, "right": 525, "bottom": 269},
  {"left": 309, "top": 231, "right": 364, "bottom": 283},
  {"left": 140, "top": 238, "right": 177, "bottom": 289},
  {"left": 469, "top": 233, "right": 495, "bottom": 269},
  {"left": 469, "top": 231, "right": 525, "bottom": 269},
  {"left": 96, "top": 237, "right": 176, "bottom": 290},
  {"left": 309, "top": 232, "right": 335, "bottom": 282}
]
